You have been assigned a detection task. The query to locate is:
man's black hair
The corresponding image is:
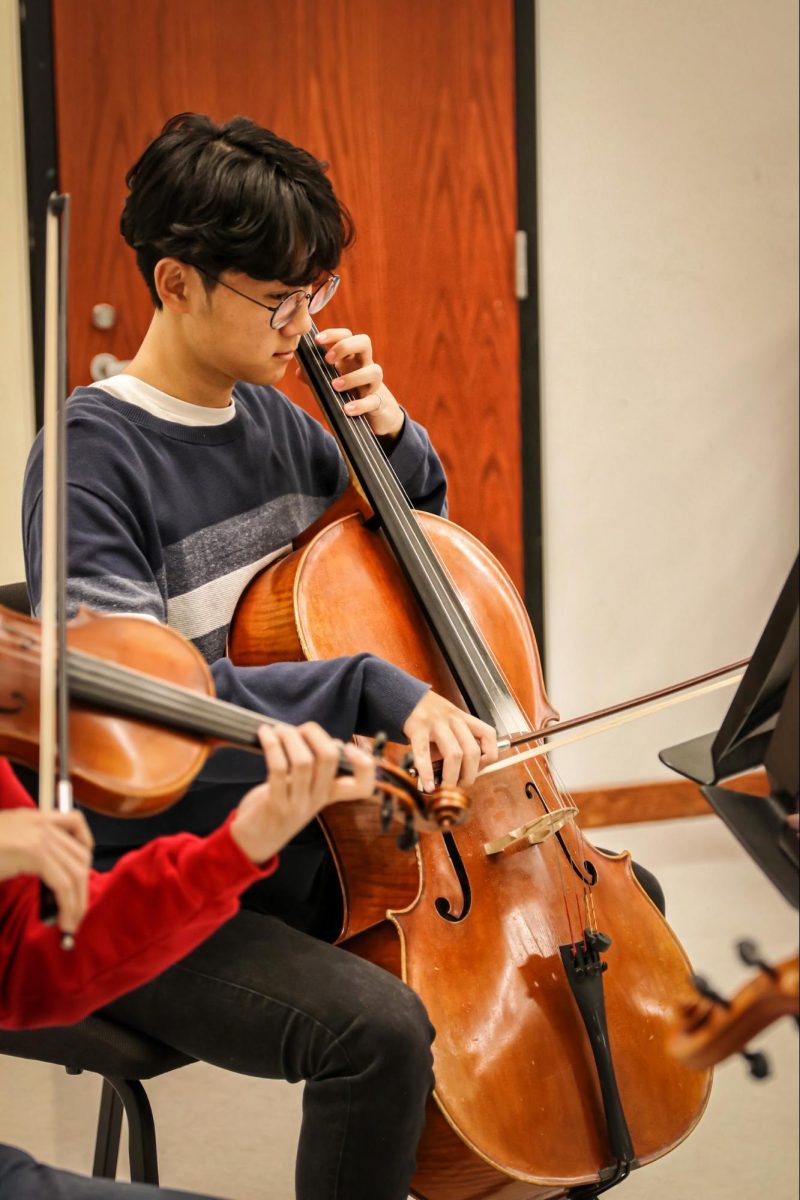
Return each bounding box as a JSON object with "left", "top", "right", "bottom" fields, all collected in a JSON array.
[{"left": 120, "top": 112, "right": 354, "bottom": 307}]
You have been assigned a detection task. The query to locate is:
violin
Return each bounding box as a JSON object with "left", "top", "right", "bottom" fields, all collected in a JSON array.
[
  {"left": 228, "top": 322, "right": 713, "bottom": 1198},
  {"left": 670, "top": 941, "right": 799, "bottom": 1076},
  {"left": 0, "top": 603, "right": 468, "bottom": 840}
]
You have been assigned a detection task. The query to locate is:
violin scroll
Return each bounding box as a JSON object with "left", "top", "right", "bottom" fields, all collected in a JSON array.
[
  {"left": 670, "top": 941, "right": 799, "bottom": 1077},
  {"left": 369, "top": 740, "right": 470, "bottom": 851}
]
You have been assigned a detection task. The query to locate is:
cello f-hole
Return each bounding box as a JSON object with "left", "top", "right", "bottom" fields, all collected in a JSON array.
[
  {"left": 525, "top": 774, "right": 596, "bottom": 886},
  {"left": 553, "top": 829, "right": 597, "bottom": 887},
  {"left": 434, "top": 830, "right": 472, "bottom": 923}
]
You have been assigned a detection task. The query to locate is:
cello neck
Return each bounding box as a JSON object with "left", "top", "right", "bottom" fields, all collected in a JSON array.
[{"left": 296, "top": 327, "right": 530, "bottom": 737}]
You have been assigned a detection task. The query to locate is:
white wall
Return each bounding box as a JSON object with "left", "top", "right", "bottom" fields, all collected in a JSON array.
[
  {"left": 536, "top": 0, "right": 799, "bottom": 788},
  {"left": 0, "top": 0, "right": 35, "bottom": 587}
]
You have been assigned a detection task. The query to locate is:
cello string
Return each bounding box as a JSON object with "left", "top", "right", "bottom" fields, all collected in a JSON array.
[
  {"left": 320, "top": 353, "right": 545, "bottom": 740},
  {"left": 308, "top": 344, "right": 589, "bottom": 945},
  {"left": 545, "top": 755, "right": 597, "bottom": 934},
  {"left": 302, "top": 340, "right": 588, "bottom": 939},
  {"left": 303, "top": 331, "right": 521, "bottom": 734}
]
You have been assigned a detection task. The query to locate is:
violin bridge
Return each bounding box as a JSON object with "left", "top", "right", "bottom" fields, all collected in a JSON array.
[{"left": 483, "top": 806, "right": 579, "bottom": 856}]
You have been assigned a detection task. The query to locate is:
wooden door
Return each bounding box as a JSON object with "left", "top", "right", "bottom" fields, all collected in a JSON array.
[{"left": 52, "top": 0, "right": 524, "bottom": 588}]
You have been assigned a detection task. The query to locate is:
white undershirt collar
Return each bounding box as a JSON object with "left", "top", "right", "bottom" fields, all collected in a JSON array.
[{"left": 96, "top": 374, "right": 236, "bottom": 427}]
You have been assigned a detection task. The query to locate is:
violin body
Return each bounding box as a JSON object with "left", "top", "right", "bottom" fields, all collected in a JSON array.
[
  {"left": 229, "top": 510, "right": 712, "bottom": 1196},
  {"left": 0, "top": 606, "right": 213, "bottom": 815},
  {"left": 1, "top": 602, "right": 465, "bottom": 833}
]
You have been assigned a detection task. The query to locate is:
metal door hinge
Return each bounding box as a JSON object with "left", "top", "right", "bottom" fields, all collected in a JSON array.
[{"left": 514, "top": 230, "right": 528, "bottom": 301}]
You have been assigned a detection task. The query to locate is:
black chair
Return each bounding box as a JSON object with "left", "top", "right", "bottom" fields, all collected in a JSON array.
[
  {"left": 0, "top": 1020, "right": 194, "bottom": 1183},
  {"left": 0, "top": 579, "right": 194, "bottom": 1183},
  {"left": 0, "top": 580, "right": 30, "bottom": 617}
]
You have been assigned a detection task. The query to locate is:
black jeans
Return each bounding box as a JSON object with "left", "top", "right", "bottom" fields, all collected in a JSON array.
[
  {"left": 101, "top": 860, "right": 663, "bottom": 1200},
  {"left": 102, "top": 909, "right": 435, "bottom": 1200},
  {"left": 0, "top": 1145, "right": 217, "bottom": 1199}
]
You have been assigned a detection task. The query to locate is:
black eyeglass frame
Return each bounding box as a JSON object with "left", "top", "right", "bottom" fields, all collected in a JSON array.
[{"left": 193, "top": 266, "right": 340, "bottom": 330}]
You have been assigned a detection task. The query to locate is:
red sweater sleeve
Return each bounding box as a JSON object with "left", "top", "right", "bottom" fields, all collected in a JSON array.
[{"left": 0, "top": 759, "right": 277, "bottom": 1029}]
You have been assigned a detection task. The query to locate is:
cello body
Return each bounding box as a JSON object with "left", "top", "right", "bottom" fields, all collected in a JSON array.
[{"left": 230, "top": 509, "right": 712, "bottom": 1198}]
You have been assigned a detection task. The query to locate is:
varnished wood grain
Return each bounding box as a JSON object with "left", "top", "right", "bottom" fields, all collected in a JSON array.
[
  {"left": 51, "top": 0, "right": 524, "bottom": 587},
  {"left": 345, "top": 926, "right": 565, "bottom": 1199}
]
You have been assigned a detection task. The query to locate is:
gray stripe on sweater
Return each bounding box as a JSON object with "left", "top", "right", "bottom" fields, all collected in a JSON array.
[
  {"left": 162, "top": 491, "right": 341, "bottom": 597},
  {"left": 59, "top": 573, "right": 166, "bottom": 621},
  {"left": 166, "top": 543, "right": 291, "bottom": 644}
]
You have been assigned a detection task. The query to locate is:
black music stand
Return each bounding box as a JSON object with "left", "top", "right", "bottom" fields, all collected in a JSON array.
[{"left": 659, "top": 554, "right": 799, "bottom": 908}]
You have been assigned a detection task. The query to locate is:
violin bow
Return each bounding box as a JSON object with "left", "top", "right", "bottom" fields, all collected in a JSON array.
[
  {"left": 482, "top": 657, "right": 750, "bottom": 778},
  {"left": 38, "top": 192, "right": 75, "bottom": 948}
]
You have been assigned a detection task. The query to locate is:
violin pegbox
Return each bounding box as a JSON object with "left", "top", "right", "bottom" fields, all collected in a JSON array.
[{"left": 369, "top": 736, "right": 471, "bottom": 851}]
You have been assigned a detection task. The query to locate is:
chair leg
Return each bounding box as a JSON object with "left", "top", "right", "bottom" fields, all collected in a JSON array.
[
  {"left": 92, "top": 1077, "right": 123, "bottom": 1179},
  {"left": 106, "top": 1076, "right": 159, "bottom": 1185}
]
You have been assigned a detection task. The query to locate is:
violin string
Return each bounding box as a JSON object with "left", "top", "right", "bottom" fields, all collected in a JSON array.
[
  {"left": 68, "top": 652, "right": 271, "bottom": 744},
  {"left": 2, "top": 638, "right": 387, "bottom": 781},
  {"left": 0, "top": 629, "right": 273, "bottom": 745}
]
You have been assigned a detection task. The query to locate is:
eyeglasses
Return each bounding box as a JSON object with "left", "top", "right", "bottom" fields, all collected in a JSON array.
[{"left": 194, "top": 267, "right": 340, "bottom": 330}]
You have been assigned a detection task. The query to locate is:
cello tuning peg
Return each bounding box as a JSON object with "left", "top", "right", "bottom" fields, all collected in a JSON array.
[
  {"left": 691, "top": 973, "right": 731, "bottom": 1009},
  {"left": 372, "top": 732, "right": 388, "bottom": 757},
  {"left": 736, "top": 939, "right": 778, "bottom": 978},
  {"left": 740, "top": 1047, "right": 770, "bottom": 1080}
]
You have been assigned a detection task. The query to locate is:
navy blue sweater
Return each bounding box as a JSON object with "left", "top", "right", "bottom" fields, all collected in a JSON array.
[{"left": 23, "top": 382, "right": 447, "bottom": 897}]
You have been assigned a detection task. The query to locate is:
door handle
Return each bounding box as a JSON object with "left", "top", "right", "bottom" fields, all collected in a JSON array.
[{"left": 90, "top": 353, "right": 131, "bottom": 381}]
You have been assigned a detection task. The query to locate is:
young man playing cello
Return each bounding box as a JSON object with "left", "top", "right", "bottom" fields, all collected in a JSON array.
[{"left": 22, "top": 113, "right": 497, "bottom": 1199}]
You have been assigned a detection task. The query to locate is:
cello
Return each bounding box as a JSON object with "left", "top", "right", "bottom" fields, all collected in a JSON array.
[{"left": 229, "top": 325, "right": 712, "bottom": 1199}]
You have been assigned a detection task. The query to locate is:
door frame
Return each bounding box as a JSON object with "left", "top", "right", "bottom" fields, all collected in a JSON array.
[{"left": 18, "top": 0, "right": 59, "bottom": 434}]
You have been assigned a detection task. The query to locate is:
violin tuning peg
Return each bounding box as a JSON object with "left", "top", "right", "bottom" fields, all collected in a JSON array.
[
  {"left": 740, "top": 1047, "right": 770, "bottom": 1080},
  {"left": 736, "top": 939, "right": 777, "bottom": 978},
  {"left": 691, "top": 973, "right": 731, "bottom": 1009},
  {"left": 395, "top": 813, "right": 419, "bottom": 852},
  {"left": 400, "top": 751, "right": 416, "bottom": 775},
  {"left": 372, "top": 732, "right": 388, "bottom": 757},
  {"left": 380, "top": 794, "right": 393, "bottom": 835}
]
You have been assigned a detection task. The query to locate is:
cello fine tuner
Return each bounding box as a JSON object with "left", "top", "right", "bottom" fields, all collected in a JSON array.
[{"left": 483, "top": 806, "right": 579, "bottom": 856}]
